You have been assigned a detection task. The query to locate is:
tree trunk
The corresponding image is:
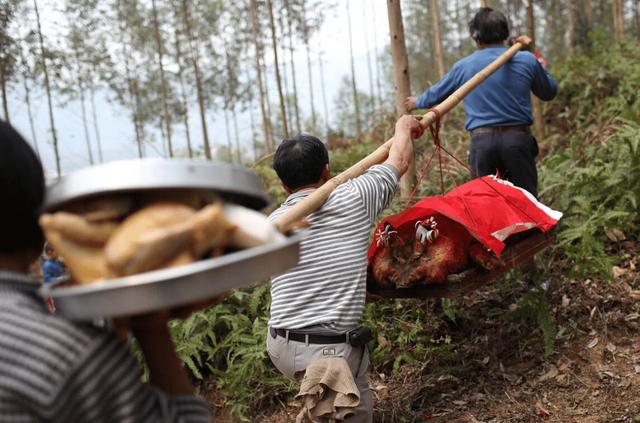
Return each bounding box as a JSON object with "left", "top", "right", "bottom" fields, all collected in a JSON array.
[
  {"left": 22, "top": 72, "right": 40, "bottom": 158},
  {"left": 612, "top": 0, "right": 625, "bottom": 42},
  {"left": 34, "top": 0, "right": 61, "bottom": 177},
  {"left": 132, "top": 79, "right": 145, "bottom": 158},
  {"left": 78, "top": 85, "right": 94, "bottom": 165},
  {"left": 0, "top": 65, "right": 9, "bottom": 124},
  {"left": 262, "top": 52, "right": 275, "bottom": 148},
  {"left": 565, "top": 0, "right": 575, "bottom": 54},
  {"left": 584, "top": 0, "right": 593, "bottom": 26},
  {"left": 526, "top": 0, "right": 545, "bottom": 143},
  {"left": 247, "top": 77, "right": 258, "bottom": 159},
  {"left": 278, "top": 8, "right": 292, "bottom": 130},
  {"left": 371, "top": 2, "right": 384, "bottom": 106},
  {"left": 386, "top": 0, "right": 415, "bottom": 197},
  {"left": 151, "top": 0, "right": 173, "bottom": 157},
  {"left": 232, "top": 106, "right": 241, "bottom": 164},
  {"left": 347, "top": 0, "right": 362, "bottom": 139},
  {"left": 318, "top": 49, "right": 330, "bottom": 137},
  {"left": 90, "top": 87, "right": 103, "bottom": 163},
  {"left": 301, "top": 0, "right": 317, "bottom": 130},
  {"left": 174, "top": 25, "right": 193, "bottom": 158},
  {"left": 267, "top": 0, "right": 289, "bottom": 139},
  {"left": 181, "top": 0, "right": 211, "bottom": 159},
  {"left": 223, "top": 106, "right": 232, "bottom": 162},
  {"left": 361, "top": 0, "right": 376, "bottom": 113},
  {"left": 430, "top": 0, "right": 445, "bottom": 79},
  {"left": 284, "top": 0, "right": 301, "bottom": 134},
  {"left": 118, "top": 0, "right": 144, "bottom": 158},
  {"left": 250, "top": 0, "right": 271, "bottom": 154}
]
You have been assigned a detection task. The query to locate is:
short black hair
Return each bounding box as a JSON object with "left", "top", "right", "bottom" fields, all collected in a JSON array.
[
  {"left": 0, "top": 120, "right": 45, "bottom": 253},
  {"left": 273, "top": 134, "right": 328, "bottom": 191},
  {"left": 469, "top": 7, "right": 509, "bottom": 44}
]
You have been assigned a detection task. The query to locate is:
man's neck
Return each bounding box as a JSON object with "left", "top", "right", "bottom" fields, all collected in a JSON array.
[{"left": 477, "top": 42, "right": 504, "bottom": 50}]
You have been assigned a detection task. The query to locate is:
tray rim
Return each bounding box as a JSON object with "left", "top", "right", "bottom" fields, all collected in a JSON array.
[
  {"left": 43, "top": 158, "right": 271, "bottom": 211},
  {"left": 41, "top": 233, "right": 301, "bottom": 301}
]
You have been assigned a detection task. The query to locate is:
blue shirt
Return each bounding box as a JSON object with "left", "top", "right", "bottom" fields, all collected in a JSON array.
[
  {"left": 41, "top": 259, "right": 65, "bottom": 283},
  {"left": 416, "top": 46, "right": 558, "bottom": 131}
]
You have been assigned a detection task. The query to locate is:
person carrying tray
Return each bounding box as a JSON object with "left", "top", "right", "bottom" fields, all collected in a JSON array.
[
  {"left": 405, "top": 7, "right": 557, "bottom": 197},
  {"left": 266, "top": 115, "right": 424, "bottom": 422},
  {"left": 0, "top": 119, "right": 211, "bottom": 422}
]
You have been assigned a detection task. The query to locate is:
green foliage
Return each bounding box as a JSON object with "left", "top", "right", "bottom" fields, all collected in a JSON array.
[
  {"left": 170, "top": 285, "right": 295, "bottom": 421},
  {"left": 540, "top": 39, "right": 640, "bottom": 278}
]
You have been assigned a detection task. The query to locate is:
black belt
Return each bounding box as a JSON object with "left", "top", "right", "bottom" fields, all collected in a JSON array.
[
  {"left": 471, "top": 125, "right": 531, "bottom": 136},
  {"left": 270, "top": 327, "right": 348, "bottom": 344}
]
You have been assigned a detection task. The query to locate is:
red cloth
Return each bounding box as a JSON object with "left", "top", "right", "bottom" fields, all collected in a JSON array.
[{"left": 368, "top": 176, "right": 562, "bottom": 259}]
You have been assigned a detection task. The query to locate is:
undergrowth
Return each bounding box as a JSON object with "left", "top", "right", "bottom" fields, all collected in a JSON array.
[{"left": 167, "top": 37, "right": 640, "bottom": 421}]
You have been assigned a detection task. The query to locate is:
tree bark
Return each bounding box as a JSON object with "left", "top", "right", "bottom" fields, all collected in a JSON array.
[
  {"left": 347, "top": 0, "right": 362, "bottom": 139},
  {"left": 174, "top": 23, "right": 193, "bottom": 158},
  {"left": 75, "top": 54, "right": 94, "bottom": 165},
  {"left": 318, "top": 49, "right": 330, "bottom": 137},
  {"left": 0, "top": 64, "right": 9, "bottom": 123},
  {"left": 612, "top": 0, "right": 625, "bottom": 42},
  {"left": 118, "top": 0, "right": 144, "bottom": 158},
  {"left": 181, "top": 0, "right": 211, "bottom": 159},
  {"left": 267, "top": 0, "right": 289, "bottom": 139},
  {"left": 22, "top": 71, "right": 40, "bottom": 158},
  {"left": 284, "top": 0, "right": 301, "bottom": 134},
  {"left": 250, "top": 0, "right": 271, "bottom": 154},
  {"left": 90, "top": 87, "right": 103, "bottom": 163},
  {"left": 429, "top": 0, "right": 446, "bottom": 79},
  {"left": 223, "top": 106, "right": 232, "bottom": 162},
  {"left": 301, "top": 0, "right": 317, "bottom": 130},
  {"left": 371, "top": 2, "right": 384, "bottom": 106},
  {"left": 262, "top": 52, "right": 275, "bottom": 148},
  {"left": 151, "top": 0, "right": 173, "bottom": 157},
  {"left": 526, "top": 1, "right": 544, "bottom": 144},
  {"left": 232, "top": 106, "right": 241, "bottom": 164},
  {"left": 386, "top": 0, "right": 415, "bottom": 197},
  {"left": 34, "top": 0, "right": 61, "bottom": 177},
  {"left": 361, "top": 0, "right": 376, "bottom": 113},
  {"left": 565, "top": 0, "right": 575, "bottom": 54}
]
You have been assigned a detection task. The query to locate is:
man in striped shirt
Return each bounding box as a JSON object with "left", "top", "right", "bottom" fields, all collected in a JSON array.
[
  {"left": 0, "top": 120, "right": 211, "bottom": 422},
  {"left": 267, "top": 115, "right": 423, "bottom": 422}
]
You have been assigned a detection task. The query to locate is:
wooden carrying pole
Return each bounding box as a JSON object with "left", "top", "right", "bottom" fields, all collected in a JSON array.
[{"left": 273, "top": 43, "right": 523, "bottom": 233}]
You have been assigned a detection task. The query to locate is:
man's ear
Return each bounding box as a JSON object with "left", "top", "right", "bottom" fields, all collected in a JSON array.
[
  {"left": 322, "top": 164, "right": 330, "bottom": 181},
  {"left": 280, "top": 181, "right": 293, "bottom": 194}
]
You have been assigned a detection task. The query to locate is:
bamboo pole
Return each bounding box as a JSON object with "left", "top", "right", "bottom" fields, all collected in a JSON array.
[{"left": 273, "top": 42, "right": 523, "bottom": 233}]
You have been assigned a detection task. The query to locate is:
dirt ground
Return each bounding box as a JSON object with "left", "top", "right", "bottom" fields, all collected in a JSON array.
[{"left": 213, "top": 240, "right": 640, "bottom": 423}]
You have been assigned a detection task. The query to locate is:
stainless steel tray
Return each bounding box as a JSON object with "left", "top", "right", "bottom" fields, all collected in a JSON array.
[
  {"left": 42, "top": 234, "right": 301, "bottom": 320},
  {"left": 44, "top": 159, "right": 270, "bottom": 211}
]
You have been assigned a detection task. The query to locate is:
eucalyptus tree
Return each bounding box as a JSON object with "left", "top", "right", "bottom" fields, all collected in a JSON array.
[
  {"left": 283, "top": 0, "right": 301, "bottom": 134},
  {"left": 151, "top": 0, "right": 173, "bottom": 157},
  {"left": 180, "top": 0, "right": 212, "bottom": 159},
  {"left": 346, "top": 0, "right": 361, "bottom": 138},
  {"left": 250, "top": 0, "right": 272, "bottom": 154},
  {"left": 0, "top": 0, "right": 22, "bottom": 123},
  {"left": 267, "top": 0, "right": 289, "bottom": 139},
  {"left": 33, "top": 0, "right": 61, "bottom": 176}
]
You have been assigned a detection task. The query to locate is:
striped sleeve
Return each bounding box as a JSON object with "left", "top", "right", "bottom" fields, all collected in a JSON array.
[
  {"left": 348, "top": 164, "right": 400, "bottom": 224},
  {"left": 48, "top": 334, "right": 211, "bottom": 423}
]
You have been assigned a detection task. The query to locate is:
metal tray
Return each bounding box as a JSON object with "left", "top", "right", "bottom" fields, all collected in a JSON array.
[
  {"left": 44, "top": 159, "right": 270, "bottom": 211},
  {"left": 42, "top": 234, "right": 301, "bottom": 320}
]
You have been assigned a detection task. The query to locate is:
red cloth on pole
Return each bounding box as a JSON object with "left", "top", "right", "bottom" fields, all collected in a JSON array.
[{"left": 368, "top": 176, "right": 562, "bottom": 259}]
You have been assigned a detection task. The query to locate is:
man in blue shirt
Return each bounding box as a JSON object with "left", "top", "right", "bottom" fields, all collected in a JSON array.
[{"left": 405, "top": 7, "right": 557, "bottom": 197}]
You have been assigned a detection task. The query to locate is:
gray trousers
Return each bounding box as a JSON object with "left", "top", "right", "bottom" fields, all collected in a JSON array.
[{"left": 266, "top": 329, "right": 373, "bottom": 423}]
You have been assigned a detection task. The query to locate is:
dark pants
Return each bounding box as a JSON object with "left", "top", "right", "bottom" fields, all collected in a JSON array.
[{"left": 469, "top": 131, "right": 539, "bottom": 197}]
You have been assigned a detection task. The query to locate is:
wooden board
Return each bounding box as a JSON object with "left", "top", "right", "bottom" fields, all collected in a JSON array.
[{"left": 366, "top": 230, "right": 556, "bottom": 299}]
